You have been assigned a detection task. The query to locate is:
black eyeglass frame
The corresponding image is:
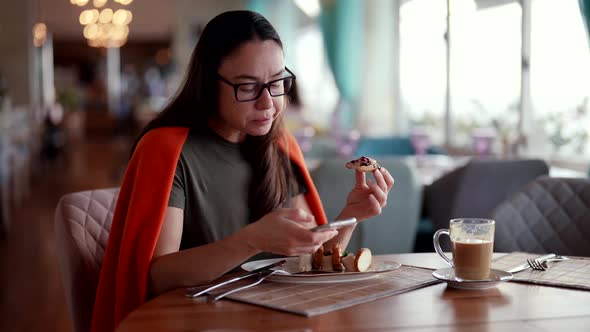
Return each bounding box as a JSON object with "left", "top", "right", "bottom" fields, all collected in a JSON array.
[{"left": 217, "top": 67, "right": 296, "bottom": 102}]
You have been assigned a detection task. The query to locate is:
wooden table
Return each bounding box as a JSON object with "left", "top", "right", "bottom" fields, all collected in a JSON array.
[{"left": 117, "top": 253, "right": 590, "bottom": 332}]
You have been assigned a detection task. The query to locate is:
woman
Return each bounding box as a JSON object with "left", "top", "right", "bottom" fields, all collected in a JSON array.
[{"left": 92, "top": 10, "right": 394, "bottom": 331}]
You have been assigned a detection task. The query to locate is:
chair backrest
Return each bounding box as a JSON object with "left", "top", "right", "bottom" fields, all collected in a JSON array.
[
  {"left": 492, "top": 176, "right": 590, "bottom": 256},
  {"left": 424, "top": 159, "right": 549, "bottom": 251},
  {"left": 311, "top": 157, "right": 422, "bottom": 254},
  {"left": 55, "top": 188, "right": 119, "bottom": 332}
]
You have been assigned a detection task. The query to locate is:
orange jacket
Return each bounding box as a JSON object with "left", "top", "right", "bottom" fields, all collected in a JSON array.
[{"left": 91, "top": 127, "right": 327, "bottom": 331}]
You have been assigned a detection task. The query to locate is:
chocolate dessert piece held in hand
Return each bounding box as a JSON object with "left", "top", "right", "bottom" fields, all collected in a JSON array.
[{"left": 345, "top": 156, "right": 380, "bottom": 172}]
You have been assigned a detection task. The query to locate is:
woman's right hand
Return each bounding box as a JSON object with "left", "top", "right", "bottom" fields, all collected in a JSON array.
[{"left": 242, "top": 208, "right": 338, "bottom": 256}]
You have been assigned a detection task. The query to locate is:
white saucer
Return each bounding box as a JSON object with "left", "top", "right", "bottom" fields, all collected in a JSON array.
[{"left": 432, "top": 268, "right": 513, "bottom": 290}]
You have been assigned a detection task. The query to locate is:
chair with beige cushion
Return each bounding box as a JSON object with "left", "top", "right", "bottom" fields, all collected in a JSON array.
[{"left": 55, "top": 188, "right": 119, "bottom": 332}]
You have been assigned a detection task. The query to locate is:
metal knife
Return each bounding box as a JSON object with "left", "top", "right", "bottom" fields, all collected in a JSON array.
[
  {"left": 507, "top": 254, "right": 556, "bottom": 273},
  {"left": 185, "top": 259, "right": 286, "bottom": 298}
]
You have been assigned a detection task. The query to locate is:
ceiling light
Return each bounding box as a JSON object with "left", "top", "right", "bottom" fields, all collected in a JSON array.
[
  {"left": 99, "top": 8, "right": 113, "bottom": 24},
  {"left": 32, "top": 22, "right": 47, "bottom": 47},
  {"left": 93, "top": 0, "right": 108, "bottom": 8}
]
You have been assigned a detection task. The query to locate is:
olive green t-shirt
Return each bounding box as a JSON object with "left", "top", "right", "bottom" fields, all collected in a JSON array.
[{"left": 168, "top": 128, "right": 307, "bottom": 251}]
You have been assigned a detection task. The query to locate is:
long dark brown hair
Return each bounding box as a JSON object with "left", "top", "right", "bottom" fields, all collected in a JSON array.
[{"left": 131, "top": 10, "right": 293, "bottom": 222}]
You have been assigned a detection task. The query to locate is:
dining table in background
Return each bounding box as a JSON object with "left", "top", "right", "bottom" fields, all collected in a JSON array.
[{"left": 116, "top": 253, "right": 590, "bottom": 332}]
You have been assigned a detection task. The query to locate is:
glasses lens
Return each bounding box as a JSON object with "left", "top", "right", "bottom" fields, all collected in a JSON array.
[
  {"left": 269, "top": 77, "right": 293, "bottom": 97},
  {"left": 269, "top": 80, "right": 284, "bottom": 96},
  {"left": 282, "top": 77, "right": 294, "bottom": 94},
  {"left": 236, "top": 83, "right": 261, "bottom": 101},
  {"left": 234, "top": 77, "right": 295, "bottom": 101}
]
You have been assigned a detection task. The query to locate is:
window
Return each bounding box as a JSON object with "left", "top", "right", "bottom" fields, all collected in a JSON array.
[
  {"left": 294, "top": 25, "right": 339, "bottom": 128},
  {"left": 450, "top": 0, "right": 522, "bottom": 147},
  {"left": 399, "top": 0, "right": 589, "bottom": 156},
  {"left": 530, "top": 0, "right": 590, "bottom": 156},
  {"left": 400, "top": 0, "right": 447, "bottom": 143}
]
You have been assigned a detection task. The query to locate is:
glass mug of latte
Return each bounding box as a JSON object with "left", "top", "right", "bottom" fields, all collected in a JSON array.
[{"left": 433, "top": 218, "right": 495, "bottom": 280}]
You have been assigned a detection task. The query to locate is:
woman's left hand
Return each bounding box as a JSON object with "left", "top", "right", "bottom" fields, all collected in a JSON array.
[{"left": 341, "top": 167, "right": 395, "bottom": 222}]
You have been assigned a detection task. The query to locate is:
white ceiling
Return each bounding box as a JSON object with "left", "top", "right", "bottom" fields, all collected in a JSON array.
[{"left": 39, "top": 0, "right": 175, "bottom": 41}]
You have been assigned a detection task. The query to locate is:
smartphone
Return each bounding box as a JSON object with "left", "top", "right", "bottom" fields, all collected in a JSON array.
[{"left": 310, "top": 218, "right": 357, "bottom": 232}]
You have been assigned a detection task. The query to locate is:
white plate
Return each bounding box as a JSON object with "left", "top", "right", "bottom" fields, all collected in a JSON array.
[
  {"left": 432, "top": 268, "right": 513, "bottom": 290},
  {"left": 241, "top": 257, "right": 401, "bottom": 284}
]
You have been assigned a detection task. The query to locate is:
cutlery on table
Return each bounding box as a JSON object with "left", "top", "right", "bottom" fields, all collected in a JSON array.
[
  {"left": 185, "top": 259, "right": 285, "bottom": 298},
  {"left": 527, "top": 259, "right": 546, "bottom": 271},
  {"left": 207, "top": 270, "right": 279, "bottom": 302},
  {"left": 506, "top": 254, "right": 569, "bottom": 273},
  {"left": 527, "top": 256, "right": 570, "bottom": 271}
]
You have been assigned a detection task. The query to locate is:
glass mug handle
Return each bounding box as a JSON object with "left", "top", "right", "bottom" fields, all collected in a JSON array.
[{"left": 433, "top": 229, "right": 453, "bottom": 267}]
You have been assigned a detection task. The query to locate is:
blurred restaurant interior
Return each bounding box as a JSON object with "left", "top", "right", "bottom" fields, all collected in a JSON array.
[{"left": 0, "top": 0, "right": 589, "bottom": 331}]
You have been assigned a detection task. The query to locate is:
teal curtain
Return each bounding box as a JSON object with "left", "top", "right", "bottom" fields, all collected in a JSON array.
[
  {"left": 581, "top": 0, "right": 590, "bottom": 44},
  {"left": 320, "top": 0, "right": 365, "bottom": 130},
  {"left": 246, "top": 0, "right": 296, "bottom": 67},
  {"left": 246, "top": 0, "right": 270, "bottom": 16},
  {"left": 274, "top": 1, "right": 296, "bottom": 67}
]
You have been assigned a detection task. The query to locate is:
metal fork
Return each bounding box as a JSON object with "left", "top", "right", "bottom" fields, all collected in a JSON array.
[
  {"left": 527, "top": 255, "right": 570, "bottom": 271},
  {"left": 185, "top": 259, "right": 285, "bottom": 298},
  {"left": 527, "top": 258, "right": 547, "bottom": 271},
  {"left": 207, "top": 270, "right": 279, "bottom": 302}
]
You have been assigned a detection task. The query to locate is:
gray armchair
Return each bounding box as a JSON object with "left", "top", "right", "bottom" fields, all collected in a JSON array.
[
  {"left": 424, "top": 159, "right": 549, "bottom": 251},
  {"left": 311, "top": 157, "right": 422, "bottom": 254},
  {"left": 492, "top": 176, "right": 590, "bottom": 256}
]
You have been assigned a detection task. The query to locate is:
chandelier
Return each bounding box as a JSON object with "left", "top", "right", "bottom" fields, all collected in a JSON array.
[
  {"left": 32, "top": 23, "right": 48, "bottom": 47},
  {"left": 71, "top": 0, "right": 133, "bottom": 48}
]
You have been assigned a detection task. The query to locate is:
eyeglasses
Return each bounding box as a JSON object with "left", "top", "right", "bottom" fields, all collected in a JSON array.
[{"left": 217, "top": 67, "right": 296, "bottom": 102}]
